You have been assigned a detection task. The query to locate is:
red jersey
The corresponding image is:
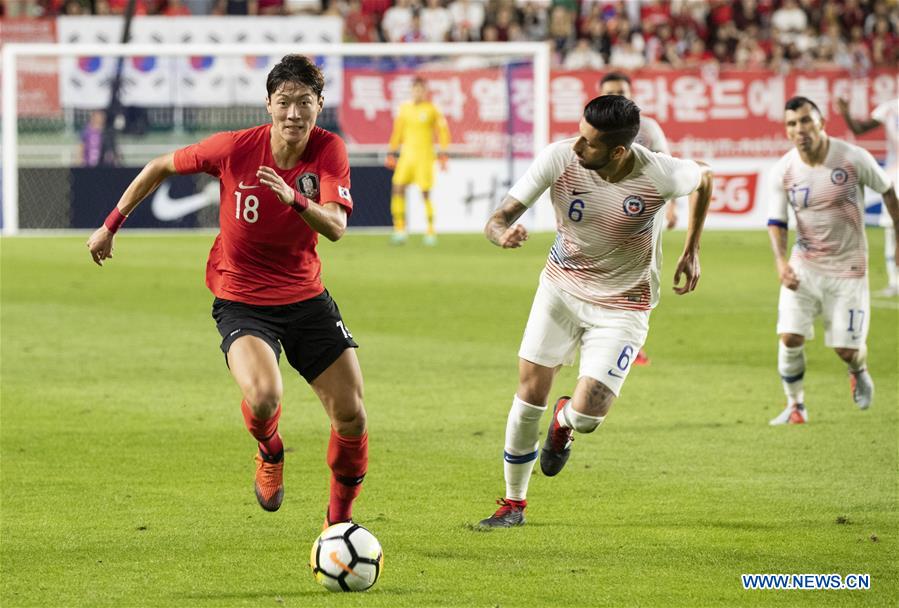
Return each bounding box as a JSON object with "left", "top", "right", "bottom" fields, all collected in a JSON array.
[{"left": 174, "top": 124, "right": 353, "bottom": 305}]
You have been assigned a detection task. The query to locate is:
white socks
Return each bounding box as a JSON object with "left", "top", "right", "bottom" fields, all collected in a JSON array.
[
  {"left": 558, "top": 402, "right": 604, "bottom": 433},
  {"left": 503, "top": 395, "right": 545, "bottom": 501},
  {"left": 778, "top": 342, "right": 805, "bottom": 406},
  {"left": 847, "top": 345, "right": 868, "bottom": 373}
]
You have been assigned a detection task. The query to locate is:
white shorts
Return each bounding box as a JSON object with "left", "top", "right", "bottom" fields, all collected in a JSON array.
[
  {"left": 518, "top": 275, "right": 651, "bottom": 396},
  {"left": 776, "top": 261, "right": 869, "bottom": 348}
]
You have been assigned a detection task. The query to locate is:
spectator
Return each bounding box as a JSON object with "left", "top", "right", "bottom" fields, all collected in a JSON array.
[
  {"left": 547, "top": 5, "right": 576, "bottom": 61},
  {"left": 563, "top": 37, "right": 605, "bottom": 69},
  {"left": 214, "top": 0, "right": 259, "bottom": 15},
  {"left": 771, "top": 0, "right": 807, "bottom": 45},
  {"left": 585, "top": 18, "right": 612, "bottom": 64},
  {"left": 519, "top": 1, "right": 547, "bottom": 40},
  {"left": 163, "top": 0, "right": 192, "bottom": 14},
  {"left": 491, "top": 5, "right": 519, "bottom": 41},
  {"left": 345, "top": 0, "right": 378, "bottom": 41},
  {"left": 449, "top": 0, "right": 486, "bottom": 41},
  {"left": 81, "top": 110, "right": 105, "bottom": 167},
  {"left": 382, "top": 0, "right": 415, "bottom": 42},
  {"left": 402, "top": 10, "right": 427, "bottom": 41},
  {"left": 609, "top": 36, "right": 645, "bottom": 70},
  {"left": 682, "top": 37, "right": 712, "bottom": 68},
  {"left": 420, "top": 0, "right": 452, "bottom": 41}
]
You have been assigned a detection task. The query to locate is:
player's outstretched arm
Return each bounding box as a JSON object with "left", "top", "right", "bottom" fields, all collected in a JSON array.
[
  {"left": 485, "top": 195, "right": 529, "bottom": 249},
  {"left": 673, "top": 163, "right": 713, "bottom": 294},
  {"left": 256, "top": 166, "right": 348, "bottom": 241},
  {"left": 882, "top": 187, "right": 899, "bottom": 271},
  {"left": 86, "top": 153, "right": 177, "bottom": 266},
  {"left": 836, "top": 97, "right": 881, "bottom": 136}
]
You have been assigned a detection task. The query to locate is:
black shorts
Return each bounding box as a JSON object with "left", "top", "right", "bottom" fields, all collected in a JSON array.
[{"left": 211, "top": 290, "right": 358, "bottom": 383}]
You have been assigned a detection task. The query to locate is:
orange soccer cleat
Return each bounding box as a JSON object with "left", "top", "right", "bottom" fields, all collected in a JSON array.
[{"left": 254, "top": 451, "right": 284, "bottom": 512}]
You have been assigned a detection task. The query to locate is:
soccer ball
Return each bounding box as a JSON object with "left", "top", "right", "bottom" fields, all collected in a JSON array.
[{"left": 310, "top": 522, "right": 383, "bottom": 592}]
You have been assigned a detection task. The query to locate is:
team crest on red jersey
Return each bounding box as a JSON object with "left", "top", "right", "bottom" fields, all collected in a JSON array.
[
  {"left": 830, "top": 167, "right": 848, "bottom": 185},
  {"left": 297, "top": 173, "right": 320, "bottom": 198},
  {"left": 622, "top": 195, "right": 646, "bottom": 216}
]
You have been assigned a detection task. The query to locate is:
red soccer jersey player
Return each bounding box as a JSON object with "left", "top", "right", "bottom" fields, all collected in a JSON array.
[{"left": 87, "top": 55, "right": 368, "bottom": 526}]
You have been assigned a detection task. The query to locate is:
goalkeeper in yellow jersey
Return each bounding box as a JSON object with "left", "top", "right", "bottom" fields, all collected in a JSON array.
[{"left": 385, "top": 77, "right": 451, "bottom": 245}]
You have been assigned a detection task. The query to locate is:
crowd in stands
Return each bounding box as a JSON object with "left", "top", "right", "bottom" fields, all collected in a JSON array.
[{"left": 4, "top": 0, "right": 898, "bottom": 72}]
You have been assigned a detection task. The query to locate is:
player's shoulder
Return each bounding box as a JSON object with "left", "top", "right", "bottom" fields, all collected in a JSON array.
[
  {"left": 223, "top": 124, "right": 269, "bottom": 151},
  {"left": 631, "top": 143, "right": 685, "bottom": 169},
  {"left": 640, "top": 115, "right": 663, "bottom": 132},
  {"left": 829, "top": 137, "right": 871, "bottom": 165},
  {"left": 772, "top": 146, "right": 799, "bottom": 170},
  {"left": 872, "top": 98, "right": 898, "bottom": 120},
  {"left": 309, "top": 126, "right": 348, "bottom": 159},
  {"left": 541, "top": 138, "right": 577, "bottom": 163}
]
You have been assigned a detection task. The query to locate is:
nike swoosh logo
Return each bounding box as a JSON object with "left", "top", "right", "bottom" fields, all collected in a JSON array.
[
  {"left": 607, "top": 370, "right": 624, "bottom": 379},
  {"left": 238, "top": 181, "right": 259, "bottom": 189},
  {"left": 329, "top": 551, "right": 359, "bottom": 576},
  {"left": 151, "top": 181, "right": 219, "bottom": 221},
  {"left": 572, "top": 190, "right": 591, "bottom": 196}
]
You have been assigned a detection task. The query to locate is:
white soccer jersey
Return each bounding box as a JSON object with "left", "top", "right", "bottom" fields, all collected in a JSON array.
[
  {"left": 870, "top": 98, "right": 898, "bottom": 170},
  {"left": 509, "top": 141, "right": 702, "bottom": 310},
  {"left": 635, "top": 116, "right": 670, "bottom": 154},
  {"left": 767, "top": 137, "right": 894, "bottom": 277}
]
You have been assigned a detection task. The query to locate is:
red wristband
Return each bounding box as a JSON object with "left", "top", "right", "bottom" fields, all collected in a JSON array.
[
  {"left": 103, "top": 207, "right": 127, "bottom": 233},
  {"left": 291, "top": 190, "right": 309, "bottom": 213}
]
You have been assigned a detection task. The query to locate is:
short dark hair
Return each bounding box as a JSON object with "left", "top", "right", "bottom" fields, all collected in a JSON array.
[
  {"left": 600, "top": 72, "right": 632, "bottom": 86},
  {"left": 584, "top": 95, "right": 641, "bottom": 149},
  {"left": 266, "top": 54, "right": 325, "bottom": 99},
  {"left": 785, "top": 95, "right": 822, "bottom": 116},
  {"left": 412, "top": 76, "right": 426, "bottom": 87}
]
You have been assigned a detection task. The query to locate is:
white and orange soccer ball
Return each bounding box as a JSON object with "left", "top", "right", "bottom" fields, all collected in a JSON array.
[{"left": 310, "top": 522, "right": 383, "bottom": 592}]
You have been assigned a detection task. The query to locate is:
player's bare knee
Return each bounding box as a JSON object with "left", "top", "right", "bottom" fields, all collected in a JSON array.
[
  {"left": 330, "top": 400, "right": 367, "bottom": 436},
  {"left": 780, "top": 333, "right": 805, "bottom": 348},
  {"left": 573, "top": 378, "right": 614, "bottom": 420},
  {"left": 244, "top": 387, "right": 281, "bottom": 419}
]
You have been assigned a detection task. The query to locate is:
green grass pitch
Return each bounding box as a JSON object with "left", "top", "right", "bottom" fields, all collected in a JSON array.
[{"left": 1, "top": 229, "right": 896, "bottom": 607}]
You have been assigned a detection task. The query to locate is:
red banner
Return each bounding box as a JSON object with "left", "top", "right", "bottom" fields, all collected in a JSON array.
[
  {"left": 340, "top": 66, "right": 534, "bottom": 157},
  {"left": 551, "top": 68, "right": 897, "bottom": 159},
  {"left": 0, "top": 19, "right": 59, "bottom": 118},
  {"left": 340, "top": 67, "right": 897, "bottom": 160}
]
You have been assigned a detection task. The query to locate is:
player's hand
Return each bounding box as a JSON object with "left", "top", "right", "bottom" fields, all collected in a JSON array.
[
  {"left": 673, "top": 250, "right": 700, "bottom": 294},
  {"left": 665, "top": 204, "right": 677, "bottom": 230},
  {"left": 498, "top": 224, "right": 528, "bottom": 248},
  {"left": 256, "top": 166, "right": 294, "bottom": 206},
  {"left": 86, "top": 225, "right": 115, "bottom": 266},
  {"left": 384, "top": 153, "right": 397, "bottom": 170},
  {"left": 836, "top": 97, "right": 849, "bottom": 115},
  {"left": 777, "top": 259, "right": 800, "bottom": 290},
  {"left": 438, "top": 153, "right": 448, "bottom": 171}
]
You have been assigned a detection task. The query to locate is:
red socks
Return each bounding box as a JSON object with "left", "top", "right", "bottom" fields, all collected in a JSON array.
[
  {"left": 327, "top": 428, "right": 368, "bottom": 524},
  {"left": 241, "top": 400, "right": 284, "bottom": 460}
]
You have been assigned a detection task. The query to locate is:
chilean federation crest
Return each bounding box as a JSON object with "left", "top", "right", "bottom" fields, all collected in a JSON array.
[
  {"left": 830, "top": 167, "right": 848, "bottom": 185},
  {"left": 296, "top": 173, "right": 320, "bottom": 199},
  {"left": 622, "top": 195, "right": 646, "bottom": 217}
]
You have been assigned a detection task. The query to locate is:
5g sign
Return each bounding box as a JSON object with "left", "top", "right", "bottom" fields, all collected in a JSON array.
[{"left": 709, "top": 174, "right": 757, "bottom": 214}]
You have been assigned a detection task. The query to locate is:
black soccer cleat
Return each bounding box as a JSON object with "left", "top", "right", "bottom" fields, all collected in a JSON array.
[
  {"left": 540, "top": 396, "right": 574, "bottom": 477},
  {"left": 478, "top": 498, "right": 526, "bottom": 528}
]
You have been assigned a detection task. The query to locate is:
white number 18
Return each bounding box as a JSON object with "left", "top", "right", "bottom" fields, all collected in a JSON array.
[{"left": 234, "top": 192, "right": 259, "bottom": 223}]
